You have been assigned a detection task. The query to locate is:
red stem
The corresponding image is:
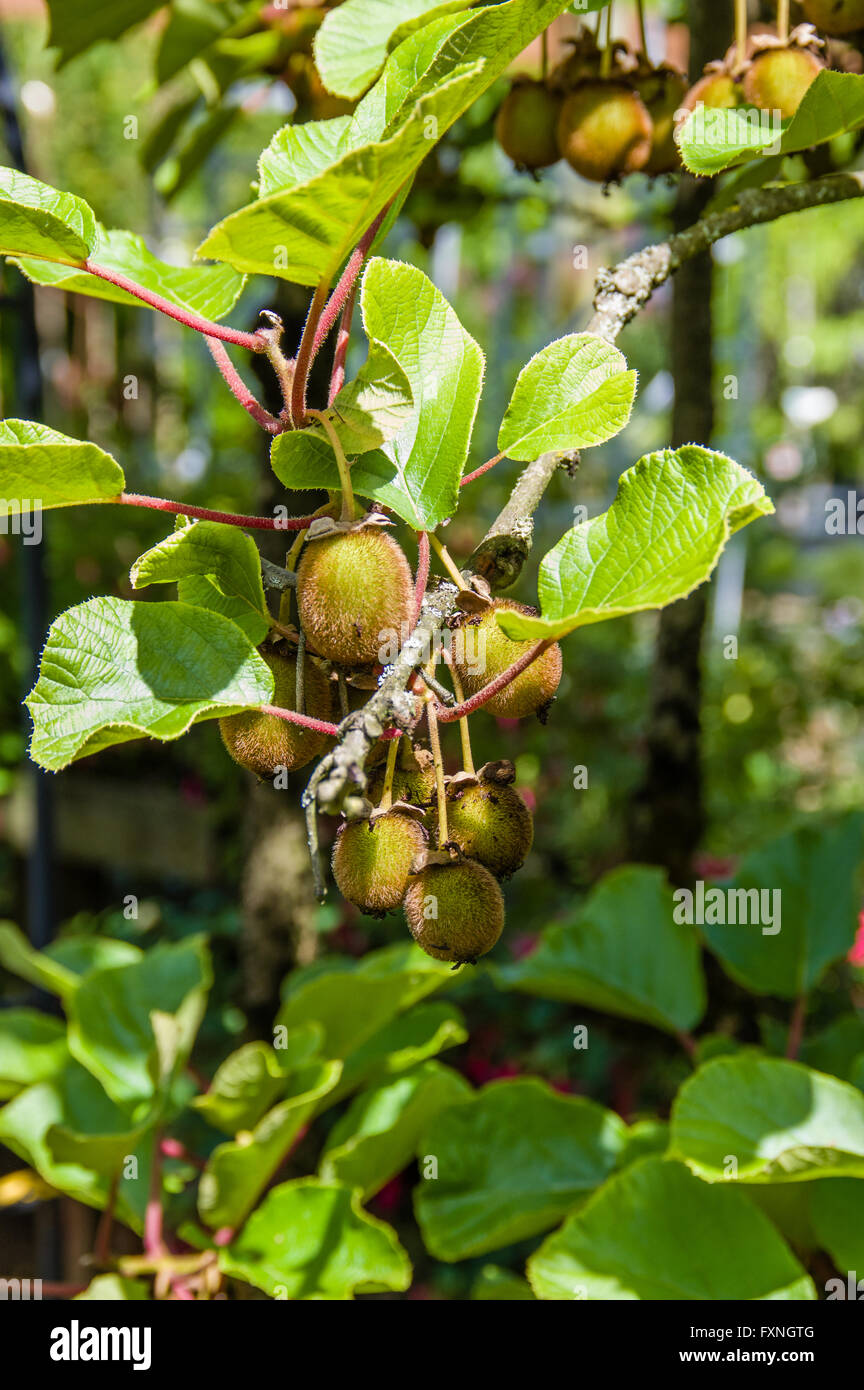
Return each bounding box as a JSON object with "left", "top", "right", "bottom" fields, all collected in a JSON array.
[
  {"left": 160, "top": 1137, "right": 207, "bottom": 1171},
  {"left": 83, "top": 260, "right": 267, "bottom": 352},
  {"left": 290, "top": 280, "right": 329, "bottom": 427},
  {"left": 413, "top": 531, "right": 430, "bottom": 624},
  {"left": 119, "top": 493, "right": 320, "bottom": 531},
  {"left": 94, "top": 1170, "right": 120, "bottom": 1265},
  {"left": 786, "top": 994, "right": 808, "bottom": 1060},
  {"left": 41, "top": 1282, "right": 88, "bottom": 1299},
  {"left": 144, "top": 1136, "right": 165, "bottom": 1257},
  {"left": 435, "top": 640, "right": 552, "bottom": 722},
  {"left": 328, "top": 286, "right": 357, "bottom": 406},
  {"left": 206, "top": 337, "right": 281, "bottom": 432},
  {"left": 259, "top": 704, "right": 341, "bottom": 736},
  {"left": 461, "top": 452, "right": 504, "bottom": 487}
]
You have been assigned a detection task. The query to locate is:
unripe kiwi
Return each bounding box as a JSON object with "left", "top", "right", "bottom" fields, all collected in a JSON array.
[
  {"left": 802, "top": 0, "right": 864, "bottom": 35},
  {"left": 367, "top": 747, "right": 437, "bottom": 808},
  {"left": 434, "top": 781, "right": 534, "bottom": 879},
  {"left": 453, "top": 600, "right": 563, "bottom": 719},
  {"left": 683, "top": 71, "right": 743, "bottom": 113},
  {"left": 495, "top": 79, "right": 562, "bottom": 170},
  {"left": 296, "top": 527, "right": 413, "bottom": 667},
  {"left": 742, "top": 47, "right": 822, "bottom": 120},
  {"left": 404, "top": 859, "right": 504, "bottom": 964},
  {"left": 219, "top": 649, "right": 331, "bottom": 778},
  {"left": 332, "top": 810, "right": 426, "bottom": 916},
  {"left": 633, "top": 67, "right": 689, "bottom": 174},
  {"left": 557, "top": 80, "right": 653, "bottom": 183}
]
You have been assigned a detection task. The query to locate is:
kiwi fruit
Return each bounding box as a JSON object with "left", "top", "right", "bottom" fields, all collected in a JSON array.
[
  {"left": 367, "top": 744, "right": 437, "bottom": 808},
  {"left": 453, "top": 599, "right": 563, "bottom": 720},
  {"left": 219, "top": 648, "right": 331, "bottom": 778},
  {"left": 297, "top": 527, "right": 414, "bottom": 667},
  {"left": 682, "top": 71, "right": 743, "bottom": 113},
  {"left": 332, "top": 810, "right": 426, "bottom": 916},
  {"left": 404, "top": 859, "right": 504, "bottom": 964},
  {"left": 495, "top": 79, "right": 562, "bottom": 170},
  {"left": 802, "top": 0, "right": 864, "bottom": 35},
  {"left": 433, "top": 779, "right": 534, "bottom": 879},
  {"left": 633, "top": 67, "right": 689, "bottom": 174},
  {"left": 557, "top": 80, "right": 653, "bottom": 182},
  {"left": 742, "top": 47, "right": 823, "bottom": 119}
]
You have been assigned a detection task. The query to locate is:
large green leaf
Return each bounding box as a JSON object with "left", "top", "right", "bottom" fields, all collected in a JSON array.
[
  {"left": 414, "top": 1077, "right": 626, "bottom": 1260},
  {"left": 272, "top": 258, "right": 483, "bottom": 528},
  {"left": 130, "top": 518, "right": 270, "bottom": 645},
  {"left": 314, "top": 0, "right": 476, "bottom": 100},
  {"left": 329, "top": 1000, "right": 467, "bottom": 1105},
  {"left": 0, "top": 420, "right": 125, "bottom": 512},
  {"left": 493, "top": 865, "right": 705, "bottom": 1036},
  {"left": 670, "top": 1056, "right": 864, "bottom": 1182},
  {"left": 0, "top": 167, "right": 97, "bottom": 263},
  {"left": 0, "top": 1011, "right": 67, "bottom": 1094},
  {"left": 0, "top": 921, "right": 79, "bottom": 998},
  {"left": 256, "top": 117, "right": 355, "bottom": 197},
  {"left": 66, "top": 937, "right": 212, "bottom": 1107},
  {"left": 679, "top": 71, "right": 864, "bottom": 176},
  {"left": 198, "top": 0, "right": 573, "bottom": 286},
  {"left": 703, "top": 815, "right": 864, "bottom": 999},
  {"left": 498, "top": 447, "right": 773, "bottom": 643},
  {"left": 528, "top": 1158, "right": 816, "bottom": 1301},
  {"left": 219, "top": 1179, "right": 411, "bottom": 1299},
  {"left": 471, "top": 1265, "right": 536, "bottom": 1300},
  {"left": 320, "top": 1061, "right": 471, "bottom": 1198},
  {"left": 26, "top": 597, "right": 275, "bottom": 772},
  {"left": 156, "top": 0, "right": 252, "bottom": 85},
  {"left": 498, "top": 335, "right": 636, "bottom": 463},
  {"left": 46, "top": 0, "right": 163, "bottom": 64},
  {"left": 276, "top": 942, "right": 454, "bottom": 1059},
  {"left": 191, "top": 1030, "right": 321, "bottom": 1135},
  {"left": 198, "top": 1061, "right": 342, "bottom": 1230}
]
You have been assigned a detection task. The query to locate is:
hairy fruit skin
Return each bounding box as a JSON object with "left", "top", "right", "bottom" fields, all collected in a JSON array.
[
  {"left": 434, "top": 781, "right": 534, "bottom": 878},
  {"left": 683, "top": 72, "right": 743, "bottom": 112},
  {"left": 802, "top": 0, "right": 864, "bottom": 35},
  {"left": 332, "top": 811, "right": 426, "bottom": 915},
  {"left": 454, "top": 600, "right": 563, "bottom": 719},
  {"left": 495, "top": 80, "right": 562, "bottom": 170},
  {"left": 557, "top": 81, "right": 653, "bottom": 183},
  {"left": 634, "top": 68, "right": 688, "bottom": 174},
  {"left": 368, "top": 761, "right": 437, "bottom": 809},
  {"left": 297, "top": 528, "right": 413, "bottom": 667},
  {"left": 404, "top": 860, "right": 504, "bottom": 964},
  {"left": 742, "top": 48, "right": 822, "bottom": 120},
  {"left": 219, "top": 649, "right": 331, "bottom": 778}
]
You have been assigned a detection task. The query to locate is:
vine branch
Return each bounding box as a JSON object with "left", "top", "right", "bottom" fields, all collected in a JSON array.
[{"left": 82, "top": 261, "right": 268, "bottom": 352}]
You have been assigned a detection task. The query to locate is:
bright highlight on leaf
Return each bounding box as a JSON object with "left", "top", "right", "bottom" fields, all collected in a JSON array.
[
  {"left": 498, "top": 446, "right": 774, "bottom": 643},
  {"left": 498, "top": 334, "right": 637, "bottom": 462}
]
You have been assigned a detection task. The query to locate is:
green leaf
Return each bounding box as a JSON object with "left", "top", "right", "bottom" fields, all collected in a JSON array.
[
  {"left": 130, "top": 518, "right": 269, "bottom": 646},
  {"left": 761, "top": 1013, "right": 864, "bottom": 1083},
  {"left": 314, "top": 0, "right": 476, "bottom": 100},
  {"left": 191, "top": 1040, "right": 299, "bottom": 1135},
  {"left": 809, "top": 1179, "right": 864, "bottom": 1276},
  {"left": 76, "top": 1275, "right": 150, "bottom": 1301},
  {"left": 256, "top": 117, "right": 354, "bottom": 197},
  {"left": 0, "top": 420, "right": 125, "bottom": 513},
  {"left": 11, "top": 226, "right": 245, "bottom": 320},
  {"left": 26, "top": 597, "right": 275, "bottom": 772},
  {"left": 156, "top": 0, "right": 250, "bottom": 85},
  {"left": 528, "top": 1158, "right": 816, "bottom": 1301},
  {"left": 276, "top": 942, "right": 454, "bottom": 1059},
  {"left": 414, "top": 1077, "right": 626, "bottom": 1261},
  {"left": 280, "top": 337, "right": 415, "bottom": 462},
  {"left": 43, "top": 936, "right": 143, "bottom": 978},
  {"left": 0, "top": 1011, "right": 67, "bottom": 1092},
  {"left": 46, "top": 0, "right": 163, "bottom": 64},
  {"left": 493, "top": 865, "right": 706, "bottom": 1036},
  {"left": 220, "top": 1179, "right": 411, "bottom": 1299},
  {"left": 198, "top": 0, "right": 573, "bottom": 286},
  {"left": 0, "top": 167, "right": 97, "bottom": 263},
  {"left": 46, "top": 1106, "right": 161, "bottom": 1177},
  {"left": 471, "top": 1265, "right": 536, "bottom": 1300},
  {"left": 498, "top": 334, "right": 636, "bottom": 463},
  {"left": 703, "top": 815, "right": 864, "bottom": 999},
  {"left": 66, "top": 937, "right": 212, "bottom": 1106},
  {"left": 679, "top": 71, "right": 864, "bottom": 176},
  {"left": 670, "top": 1056, "right": 864, "bottom": 1182},
  {"left": 329, "top": 1000, "right": 468, "bottom": 1105},
  {"left": 0, "top": 921, "right": 79, "bottom": 999},
  {"left": 272, "top": 258, "right": 483, "bottom": 528},
  {"left": 198, "top": 1061, "right": 342, "bottom": 1230},
  {"left": 320, "top": 1061, "right": 471, "bottom": 1198},
  {"left": 498, "top": 446, "right": 774, "bottom": 643}
]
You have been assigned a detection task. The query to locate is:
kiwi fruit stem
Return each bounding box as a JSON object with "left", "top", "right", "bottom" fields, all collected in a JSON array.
[
  {"left": 425, "top": 693, "right": 449, "bottom": 845},
  {"left": 296, "top": 631, "right": 306, "bottom": 714},
  {"left": 307, "top": 409, "right": 356, "bottom": 521},
  {"left": 378, "top": 735, "right": 400, "bottom": 812},
  {"left": 777, "top": 0, "right": 790, "bottom": 44},
  {"left": 429, "top": 533, "right": 465, "bottom": 589},
  {"left": 636, "top": 0, "right": 648, "bottom": 58},
  {"left": 445, "top": 654, "right": 475, "bottom": 775},
  {"left": 541, "top": 28, "right": 549, "bottom": 82},
  {"left": 736, "top": 0, "right": 748, "bottom": 67},
  {"left": 337, "top": 671, "right": 350, "bottom": 718},
  {"left": 601, "top": 3, "right": 613, "bottom": 78}
]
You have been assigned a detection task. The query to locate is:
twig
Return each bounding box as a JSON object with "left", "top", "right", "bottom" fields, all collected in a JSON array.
[
  {"left": 118, "top": 493, "right": 321, "bottom": 531},
  {"left": 259, "top": 704, "right": 340, "bottom": 737},
  {"left": 413, "top": 531, "right": 430, "bottom": 623},
  {"left": 328, "top": 286, "right": 357, "bottom": 406},
  {"left": 261, "top": 557, "right": 297, "bottom": 591},
  {"left": 435, "top": 640, "right": 552, "bottom": 722},
  {"left": 295, "top": 630, "right": 306, "bottom": 716},
  {"left": 144, "top": 1135, "right": 166, "bottom": 1257},
  {"left": 786, "top": 994, "right": 808, "bottom": 1060},
  {"left": 290, "top": 280, "right": 329, "bottom": 427},
  {"left": 206, "top": 336, "right": 281, "bottom": 432},
  {"left": 82, "top": 261, "right": 267, "bottom": 352}
]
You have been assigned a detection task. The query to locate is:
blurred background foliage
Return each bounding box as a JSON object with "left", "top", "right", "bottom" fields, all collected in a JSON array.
[{"left": 1, "top": 0, "right": 863, "bottom": 1296}]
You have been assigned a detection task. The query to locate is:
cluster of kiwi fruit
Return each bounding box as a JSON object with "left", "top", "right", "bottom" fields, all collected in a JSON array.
[{"left": 219, "top": 519, "right": 563, "bottom": 968}]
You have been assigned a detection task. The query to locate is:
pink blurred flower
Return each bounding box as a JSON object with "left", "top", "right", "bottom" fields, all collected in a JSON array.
[{"left": 848, "top": 911, "right": 864, "bottom": 965}]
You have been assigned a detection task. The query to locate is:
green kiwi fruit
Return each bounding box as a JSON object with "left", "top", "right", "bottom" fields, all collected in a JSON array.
[
  {"left": 802, "top": 0, "right": 864, "bottom": 36},
  {"left": 332, "top": 810, "right": 426, "bottom": 915},
  {"left": 682, "top": 71, "right": 743, "bottom": 112},
  {"left": 495, "top": 79, "right": 562, "bottom": 170},
  {"left": 453, "top": 599, "right": 563, "bottom": 719},
  {"left": 219, "top": 649, "right": 331, "bottom": 778},
  {"left": 742, "top": 47, "right": 822, "bottom": 120},
  {"left": 434, "top": 779, "right": 534, "bottom": 879},
  {"left": 296, "top": 527, "right": 414, "bottom": 667},
  {"left": 403, "top": 858, "right": 505, "bottom": 964},
  {"left": 556, "top": 80, "right": 653, "bottom": 182}
]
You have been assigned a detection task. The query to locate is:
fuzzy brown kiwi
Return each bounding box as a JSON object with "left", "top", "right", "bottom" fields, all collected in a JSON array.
[
  {"left": 495, "top": 79, "right": 562, "bottom": 170},
  {"left": 633, "top": 66, "right": 689, "bottom": 174},
  {"left": 219, "top": 649, "right": 332, "bottom": 778},
  {"left": 296, "top": 527, "right": 414, "bottom": 667},
  {"left": 433, "top": 780, "right": 534, "bottom": 879},
  {"left": 367, "top": 744, "right": 436, "bottom": 808},
  {"left": 453, "top": 599, "right": 563, "bottom": 720},
  {"left": 556, "top": 80, "right": 653, "bottom": 183},
  {"left": 403, "top": 859, "right": 504, "bottom": 964},
  {"left": 742, "top": 47, "right": 823, "bottom": 119},
  {"left": 332, "top": 810, "right": 426, "bottom": 916},
  {"left": 682, "top": 71, "right": 743, "bottom": 113}
]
